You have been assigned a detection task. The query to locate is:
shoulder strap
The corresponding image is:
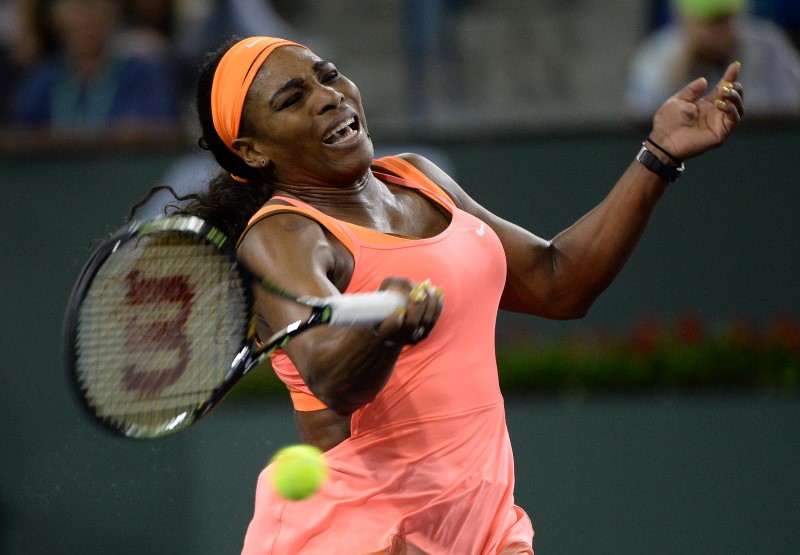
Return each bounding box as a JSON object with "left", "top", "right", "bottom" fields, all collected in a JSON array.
[
  {"left": 238, "top": 156, "right": 452, "bottom": 249},
  {"left": 371, "top": 156, "right": 456, "bottom": 210},
  {"left": 237, "top": 198, "right": 358, "bottom": 255}
]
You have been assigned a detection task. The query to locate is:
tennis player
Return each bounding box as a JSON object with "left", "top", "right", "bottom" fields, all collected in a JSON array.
[{"left": 158, "top": 36, "right": 743, "bottom": 554}]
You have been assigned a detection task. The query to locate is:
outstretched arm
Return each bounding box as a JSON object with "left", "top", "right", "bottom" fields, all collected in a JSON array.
[
  {"left": 237, "top": 212, "right": 443, "bottom": 415},
  {"left": 406, "top": 62, "right": 744, "bottom": 319}
]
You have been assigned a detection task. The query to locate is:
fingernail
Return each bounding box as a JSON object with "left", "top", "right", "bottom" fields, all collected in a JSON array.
[
  {"left": 433, "top": 287, "right": 444, "bottom": 298},
  {"left": 721, "top": 84, "right": 732, "bottom": 95},
  {"left": 734, "top": 60, "right": 742, "bottom": 67},
  {"left": 395, "top": 306, "right": 407, "bottom": 323},
  {"left": 715, "top": 98, "right": 727, "bottom": 108},
  {"left": 410, "top": 279, "right": 431, "bottom": 302}
]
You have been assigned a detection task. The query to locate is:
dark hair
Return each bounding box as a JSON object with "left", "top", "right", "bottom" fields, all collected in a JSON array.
[{"left": 129, "top": 36, "right": 274, "bottom": 242}]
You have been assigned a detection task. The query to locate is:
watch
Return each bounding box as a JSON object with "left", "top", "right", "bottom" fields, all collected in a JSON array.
[{"left": 636, "top": 145, "right": 684, "bottom": 183}]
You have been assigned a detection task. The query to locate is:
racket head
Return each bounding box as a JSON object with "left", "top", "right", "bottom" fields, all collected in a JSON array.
[{"left": 64, "top": 215, "right": 256, "bottom": 438}]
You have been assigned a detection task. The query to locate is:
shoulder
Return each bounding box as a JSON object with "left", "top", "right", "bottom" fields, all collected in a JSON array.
[
  {"left": 740, "top": 15, "right": 792, "bottom": 40},
  {"left": 631, "top": 26, "right": 684, "bottom": 62},
  {"left": 239, "top": 205, "right": 330, "bottom": 252},
  {"left": 740, "top": 16, "right": 800, "bottom": 60},
  {"left": 625, "top": 27, "right": 685, "bottom": 115},
  {"left": 237, "top": 206, "right": 353, "bottom": 294},
  {"left": 117, "top": 53, "right": 172, "bottom": 76},
  {"left": 15, "top": 57, "right": 62, "bottom": 91},
  {"left": 238, "top": 208, "right": 334, "bottom": 269},
  {"left": 628, "top": 26, "right": 684, "bottom": 81},
  {"left": 11, "top": 58, "right": 62, "bottom": 123},
  {"left": 239, "top": 199, "right": 357, "bottom": 259},
  {"left": 115, "top": 54, "right": 177, "bottom": 95}
]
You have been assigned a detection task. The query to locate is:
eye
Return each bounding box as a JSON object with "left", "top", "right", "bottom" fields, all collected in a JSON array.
[
  {"left": 322, "top": 70, "right": 340, "bottom": 83},
  {"left": 279, "top": 93, "right": 302, "bottom": 110}
]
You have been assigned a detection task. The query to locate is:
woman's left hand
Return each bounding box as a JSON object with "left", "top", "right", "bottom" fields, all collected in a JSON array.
[{"left": 648, "top": 61, "right": 744, "bottom": 161}]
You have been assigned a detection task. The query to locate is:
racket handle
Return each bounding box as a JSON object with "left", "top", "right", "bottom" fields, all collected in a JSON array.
[{"left": 326, "top": 291, "right": 407, "bottom": 326}]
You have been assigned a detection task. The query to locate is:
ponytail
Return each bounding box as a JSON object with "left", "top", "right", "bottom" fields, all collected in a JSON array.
[{"left": 129, "top": 36, "right": 274, "bottom": 242}]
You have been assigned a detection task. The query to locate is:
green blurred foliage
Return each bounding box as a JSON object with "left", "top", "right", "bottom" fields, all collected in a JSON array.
[
  {"left": 498, "top": 312, "right": 800, "bottom": 394},
  {"left": 228, "top": 313, "right": 800, "bottom": 402}
]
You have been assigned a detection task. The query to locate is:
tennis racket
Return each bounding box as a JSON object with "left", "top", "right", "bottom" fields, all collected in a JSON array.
[{"left": 64, "top": 215, "right": 405, "bottom": 439}]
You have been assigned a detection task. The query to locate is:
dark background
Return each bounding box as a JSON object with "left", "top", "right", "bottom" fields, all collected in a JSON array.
[{"left": 2, "top": 124, "right": 799, "bottom": 554}]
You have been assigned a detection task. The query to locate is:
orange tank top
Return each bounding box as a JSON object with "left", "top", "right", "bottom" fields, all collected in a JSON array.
[{"left": 239, "top": 157, "right": 534, "bottom": 554}]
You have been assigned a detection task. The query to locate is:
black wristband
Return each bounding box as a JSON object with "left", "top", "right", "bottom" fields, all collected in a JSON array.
[
  {"left": 645, "top": 137, "right": 683, "bottom": 165},
  {"left": 636, "top": 145, "right": 684, "bottom": 183}
]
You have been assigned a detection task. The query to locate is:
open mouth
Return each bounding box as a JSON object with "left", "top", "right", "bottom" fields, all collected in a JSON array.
[{"left": 322, "top": 116, "right": 360, "bottom": 145}]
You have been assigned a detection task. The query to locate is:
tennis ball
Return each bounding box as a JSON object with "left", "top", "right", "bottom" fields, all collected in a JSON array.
[{"left": 269, "top": 444, "right": 328, "bottom": 501}]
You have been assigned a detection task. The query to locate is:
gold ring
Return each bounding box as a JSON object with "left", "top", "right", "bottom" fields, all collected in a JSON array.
[{"left": 410, "top": 279, "right": 431, "bottom": 303}]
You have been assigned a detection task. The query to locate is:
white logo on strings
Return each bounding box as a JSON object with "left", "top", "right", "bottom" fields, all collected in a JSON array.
[{"left": 245, "top": 39, "right": 265, "bottom": 48}]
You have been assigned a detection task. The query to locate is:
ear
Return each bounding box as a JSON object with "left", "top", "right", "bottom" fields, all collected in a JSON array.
[{"left": 231, "top": 137, "right": 271, "bottom": 169}]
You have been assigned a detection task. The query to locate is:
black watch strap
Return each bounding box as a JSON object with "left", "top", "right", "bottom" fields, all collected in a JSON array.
[{"left": 636, "top": 145, "right": 684, "bottom": 183}]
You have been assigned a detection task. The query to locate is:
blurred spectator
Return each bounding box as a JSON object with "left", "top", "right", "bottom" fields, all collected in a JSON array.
[
  {"left": 0, "top": 1, "right": 18, "bottom": 119},
  {"left": 118, "top": 0, "right": 176, "bottom": 61},
  {"left": 173, "top": 0, "right": 297, "bottom": 73},
  {"left": 649, "top": 0, "right": 800, "bottom": 48},
  {"left": 8, "top": 0, "right": 181, "bottom": 139},
  {"left": 0, "top": 0, "right": 42, "bottom": 123},
  {"left": 751, "top": 0, "right": 800, "bottom": 49},
  {"left": 402, "top": 0, "right": 468, "bottom": 120},
  {"left": 626, "top": 0, "right": 800, "bottom": 119}
]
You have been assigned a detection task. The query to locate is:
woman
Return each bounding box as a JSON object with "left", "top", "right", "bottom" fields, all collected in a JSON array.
[{"left": 164, "top": 36, "right": 743, "bottom": 554}]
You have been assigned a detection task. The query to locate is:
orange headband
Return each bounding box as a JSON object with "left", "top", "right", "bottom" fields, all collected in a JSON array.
[{"left": 211, "top": 37, "right": 307, "bottom": 153}]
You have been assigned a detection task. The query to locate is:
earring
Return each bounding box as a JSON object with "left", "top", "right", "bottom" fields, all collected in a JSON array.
[{"left": 260, "top": 159, "right": 266, "bottom": 167}]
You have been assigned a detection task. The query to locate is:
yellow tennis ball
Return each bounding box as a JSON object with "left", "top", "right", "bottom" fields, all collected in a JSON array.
[{"left": 269, "top": 444, "right": 328, "bottom": 501}]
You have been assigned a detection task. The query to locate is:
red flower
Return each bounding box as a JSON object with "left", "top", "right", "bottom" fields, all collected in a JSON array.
[
  {"left": 629, "top": 315, "right": 662, "bottom": 355},
  {"left": 675, "top": 312, "right": 705, "bottom": 345},
  {"left": 770, "top": 312, "right": 800, "bottom": 352}
]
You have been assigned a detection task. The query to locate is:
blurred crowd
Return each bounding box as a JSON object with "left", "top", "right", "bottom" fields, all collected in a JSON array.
[
  {"left": 0, "top": 0, "right": 297, "bottom": 144},
  {"left": 0, "top": 0, "right": 798, "bottom": 148},
  {"left": 627, "top": 0, "right": 800, "bottom": 119}
]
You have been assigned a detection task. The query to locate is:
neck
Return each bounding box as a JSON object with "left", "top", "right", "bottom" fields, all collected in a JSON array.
[{"left": 272, "top": 170, "right": 396, "bottom": 227}]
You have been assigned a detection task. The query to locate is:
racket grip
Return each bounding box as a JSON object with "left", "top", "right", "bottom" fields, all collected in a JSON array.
[{"left": 327, "top": 291, "right": 407, "bottom": 326}]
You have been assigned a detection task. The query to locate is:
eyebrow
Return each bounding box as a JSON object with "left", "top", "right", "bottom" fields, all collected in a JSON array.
[{"left": 269, "top": 60, "right": 333, "bottom": 108}]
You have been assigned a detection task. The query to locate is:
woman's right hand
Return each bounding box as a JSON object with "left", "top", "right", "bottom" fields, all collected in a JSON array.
[{"left": 375, "top": 277, "right": 444, "bottom": 346}]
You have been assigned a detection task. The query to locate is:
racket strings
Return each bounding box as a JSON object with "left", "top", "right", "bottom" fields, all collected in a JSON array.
[{"left": 75, "top": 232, "right": 249, "bottom": 435}]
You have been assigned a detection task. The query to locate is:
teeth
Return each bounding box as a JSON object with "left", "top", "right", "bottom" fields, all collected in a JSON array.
[{"left": 324, "top": 117, "right": 355, "bottom": 143}]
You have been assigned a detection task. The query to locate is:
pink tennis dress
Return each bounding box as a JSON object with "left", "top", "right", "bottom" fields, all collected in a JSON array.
[{"left": 240, "top": 157, "right": 534, "bottom": 554}]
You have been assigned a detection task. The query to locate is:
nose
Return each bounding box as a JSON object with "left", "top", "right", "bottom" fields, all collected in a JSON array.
[{"left": 315, "top": 85, "right": 344, "bottom": 114}]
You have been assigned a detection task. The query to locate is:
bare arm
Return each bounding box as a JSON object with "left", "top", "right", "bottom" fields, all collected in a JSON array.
[
  {"left": 402, "top": 154, "right": 659, "bottom": 319},
  {"left": 237, "top": 211, "right": 442, "bottom": 415},
  {"left": 403, "top": 62, "right": 744, "bottom": 319}
]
